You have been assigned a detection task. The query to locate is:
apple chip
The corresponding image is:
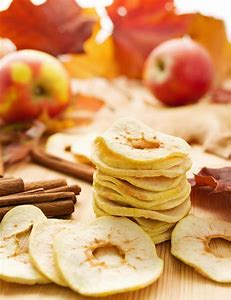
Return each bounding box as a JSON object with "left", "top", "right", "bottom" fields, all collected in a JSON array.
[
  {"left": 100, "top": 172, "right": 185, "bottom": 192},
  {"left": 133, "top": 218, "right": 175, "bottom": 235},
  {"left": 0, "top": 205, "right": 49, "bottom": 284},
  {"left": 93, "top": 188, "right": 176, "bottom": 244},
  {"left": 94, "top": 171, "right": 189, "bottom": 202},
  {"left": 45, "top": 133, "right": 78, "bottom": 163},
  {"left": 95, "top": 118, "right": 190, "bottom": 163},
  {"left": 46, "top": 132, "right": 95, "bottom": 165},
  {"left": 93, "top": 179, "right": 190, "bottom": 210},
  {"left": 94, "top": 182, "right": 190, "bottom": 211},
  {"left": 54, "top": 216, "right": 163, "bottom": 296},
  {"left": 1, "top": 204, "right": 47, "bottom": 237},
  {"left": 29, "top": 219, "right": 76, "bottom": 286},
  {"left": 93, "top": 196, "right": 108, "bottom": 217},
  {"left": 92, "top": 146, "right": 191, "bottom": 177},
  {"left": 171, "top": 215, "right": 231, "bottom": 283},
  {"left": 148, "top": 228, "right": 174, "bottom": 244},
  {"left": 94, "top": 192, "right": 191, "bottom": 222},
  {"left": 95, "top": 140, "right": 187, "bottom": 170}
]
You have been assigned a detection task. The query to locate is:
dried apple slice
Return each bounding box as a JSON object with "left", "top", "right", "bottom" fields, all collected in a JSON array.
[
  {"left": 71, "top": 132, "right": 97, "bottom": 165},
  {"left": 95, "top": 140, "right": 186, "bottom": 170},
  {"left": 54, "top": 216, "right": 163, "bottom": 296},
  {"left": 94, "top": 192, "right": 191, "bottom": 222},
  {"left": 93, "top": 180, "right": 190, "bottom": 210},
  {"left": 95, "top": 118, "right": 190, "bottom": 164},
  {"left": 133, "top": 217, "right": 175, "bottom": 235},
  {"left": 148, "top": 227, "right": 174, "bottom": 244},
  {"left": 45, "top": 133, "right": 77, "bottom": 163},
  {"left": 93, "top": 197, "right": 108, "bottom": 217},
  {"left": 46, "top": 132, "right": 95, "bottom": 165},
  {"left": 1, "top": 204, "right": 47, "bottom": 237},
  {"left": 0, "top": 205, "right": 50, "bottom": 284},
  {"left": 171, "top": 215, "right": 231, "bottom": 283},
  {"left": 29, "top": 219, "right": 76, "bottom": 286},
  {"left": 92, "top": 146, "right": 191, "bottom": 177},
  {"left": 93, "top": 198, "right": 174, "bottom": 244},
  {"left": 94, "top": 171, "right": 189, "bottom": 202},
  {"left": 114, "top": 173, "right": 185, "bottom": 192}
]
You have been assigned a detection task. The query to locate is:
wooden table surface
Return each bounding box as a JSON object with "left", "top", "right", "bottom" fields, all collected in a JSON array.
[{"left": 0, "top": 146, "right": 231, "bottom": 300}]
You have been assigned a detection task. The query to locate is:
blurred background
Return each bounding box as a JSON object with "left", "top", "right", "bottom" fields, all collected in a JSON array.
[{"left": 1, "top": 0, "right": 231, "bottom": 168}]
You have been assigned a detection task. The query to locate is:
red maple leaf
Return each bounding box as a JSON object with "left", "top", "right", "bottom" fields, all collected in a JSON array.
[
  {"left": 107, "top": 0, "right": 192, "bottom": 78},
  {"left": 0, "top": 0, "right": 95, "bottom": 55}
]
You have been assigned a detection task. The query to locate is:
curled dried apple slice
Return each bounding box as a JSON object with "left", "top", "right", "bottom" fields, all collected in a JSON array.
[
  {"left": 95, "top": 118, "right": 190, "bottom": 164},
  {"left": 0, "top": 205, "right": 49, "bottom": 284},
  {"left": 93, "top": 198, "right": 174, "bottom": 244},
  {"left": 92, "top": 146, "right": 191, "bottom": 177},
  {"left": 29, "top": 219, "right": 76, "bottom": 286},
  {"left": 94, "top": 192, "right": 191, "bottom": 222},
  {"left": 171, "top": 215, "right": 231, "bottom": 283},
  {"left": 54, "top": 216, "right": 163, "bottom": 296},
  {"left": 94, "top": 171, "right": 189, "bottom": 202},
  {"left": 45, "top": 133, "right": 79, "bottom": 163},
  {"left": 1, "top": 204, "right": 47, "bottom": 237},
  {"left": 93, "top": 180, "right": 190, "bottom": 210},
  {"left": 46, "top": 132, "right": 95, "bottom": 165},
  {"left": 120, "top": 174, "right": 185, "bottom": 191}
]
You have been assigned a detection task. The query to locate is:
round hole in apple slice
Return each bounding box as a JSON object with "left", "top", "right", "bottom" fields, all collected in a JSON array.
[{"left": 208, "top": 237, "right": 231, "bottom": 258}]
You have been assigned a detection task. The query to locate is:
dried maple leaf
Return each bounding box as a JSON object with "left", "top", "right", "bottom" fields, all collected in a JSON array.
[
  {"left": 0, "top": 0, "right": 95, "bottom": 55},
  {"left": 3, "top": 142, "right": 33, "bottom": 167},
  {"left": 192, "top": 167, "right": 231, "bottom": 193},
  {"left": 107, "top": 0, "right": 192, "bottom": 78},
  {"left": 2, "top": 120, "right": 46, "bottom": 167}
]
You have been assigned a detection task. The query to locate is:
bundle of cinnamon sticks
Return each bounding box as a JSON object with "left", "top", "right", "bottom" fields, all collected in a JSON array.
[{"left": 0, "top": 177, "right": 81, "bottom": 221}]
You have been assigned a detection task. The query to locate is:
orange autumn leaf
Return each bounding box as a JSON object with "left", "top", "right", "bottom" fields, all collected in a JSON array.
[
  {"left": 107, "top": 0, "right": 192, "bottom": 78},
  {"left": 187, "top": 14, "right": 231, "bottom": 85},
  {"left": 38, "top": 93, "right": 105, "bottom": 132},
  {"left": 62, "top": 25, "right": 119, "bottom": 78},
  {"left": 75, "top": 94, "right": 105, "bottom": 112},
  {"left": 0, "top": 0, "right": 95, "bottom": 55}
]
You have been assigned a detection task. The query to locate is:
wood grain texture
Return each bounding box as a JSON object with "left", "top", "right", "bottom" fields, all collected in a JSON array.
[{"left": 0, "top": 145, "right": 230, "bottom": 300}]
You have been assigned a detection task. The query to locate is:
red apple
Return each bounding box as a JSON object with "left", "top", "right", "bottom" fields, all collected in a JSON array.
[
  {"left": 0, "top": 49, "right": 71, "bottom": 123},
  {"left": 143, "top": 38, "right": 214, "bottom": 106}
]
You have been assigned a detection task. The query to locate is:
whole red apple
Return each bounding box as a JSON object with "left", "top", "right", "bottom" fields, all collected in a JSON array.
[
  {"left": 143, "top": 38, "right": 214, "bottom": 106},
  {"left": 0, "top": 49, "right": 71, "bottom": 123}
]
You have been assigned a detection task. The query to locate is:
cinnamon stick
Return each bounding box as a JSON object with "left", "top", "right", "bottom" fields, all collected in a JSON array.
[
  {"left": 46, "top": 184, "right": 81, "bottom": 195},
  {"left": 24, "top": 178, "right": 67, "bottom": 191},
  {"left": 11, "top": 184, "right": 81, "bottom": 197},
  {"left": 0, "top": 178, "right": 24, "bottom": 196},
  {"left": 31, "top": 147, "right": 94, "bottom": 183},
  {"left": 0, "top": 199, "right": 75, "bottom": 220},
  {"left": 0, "top": 191, "right": 76, "bottom": 207},
  {"left": 36, "top": 200, "right": 75, "bottom": 217},
  {"left": 16, "top": 188, "right": 45, "bottom": 195}
]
